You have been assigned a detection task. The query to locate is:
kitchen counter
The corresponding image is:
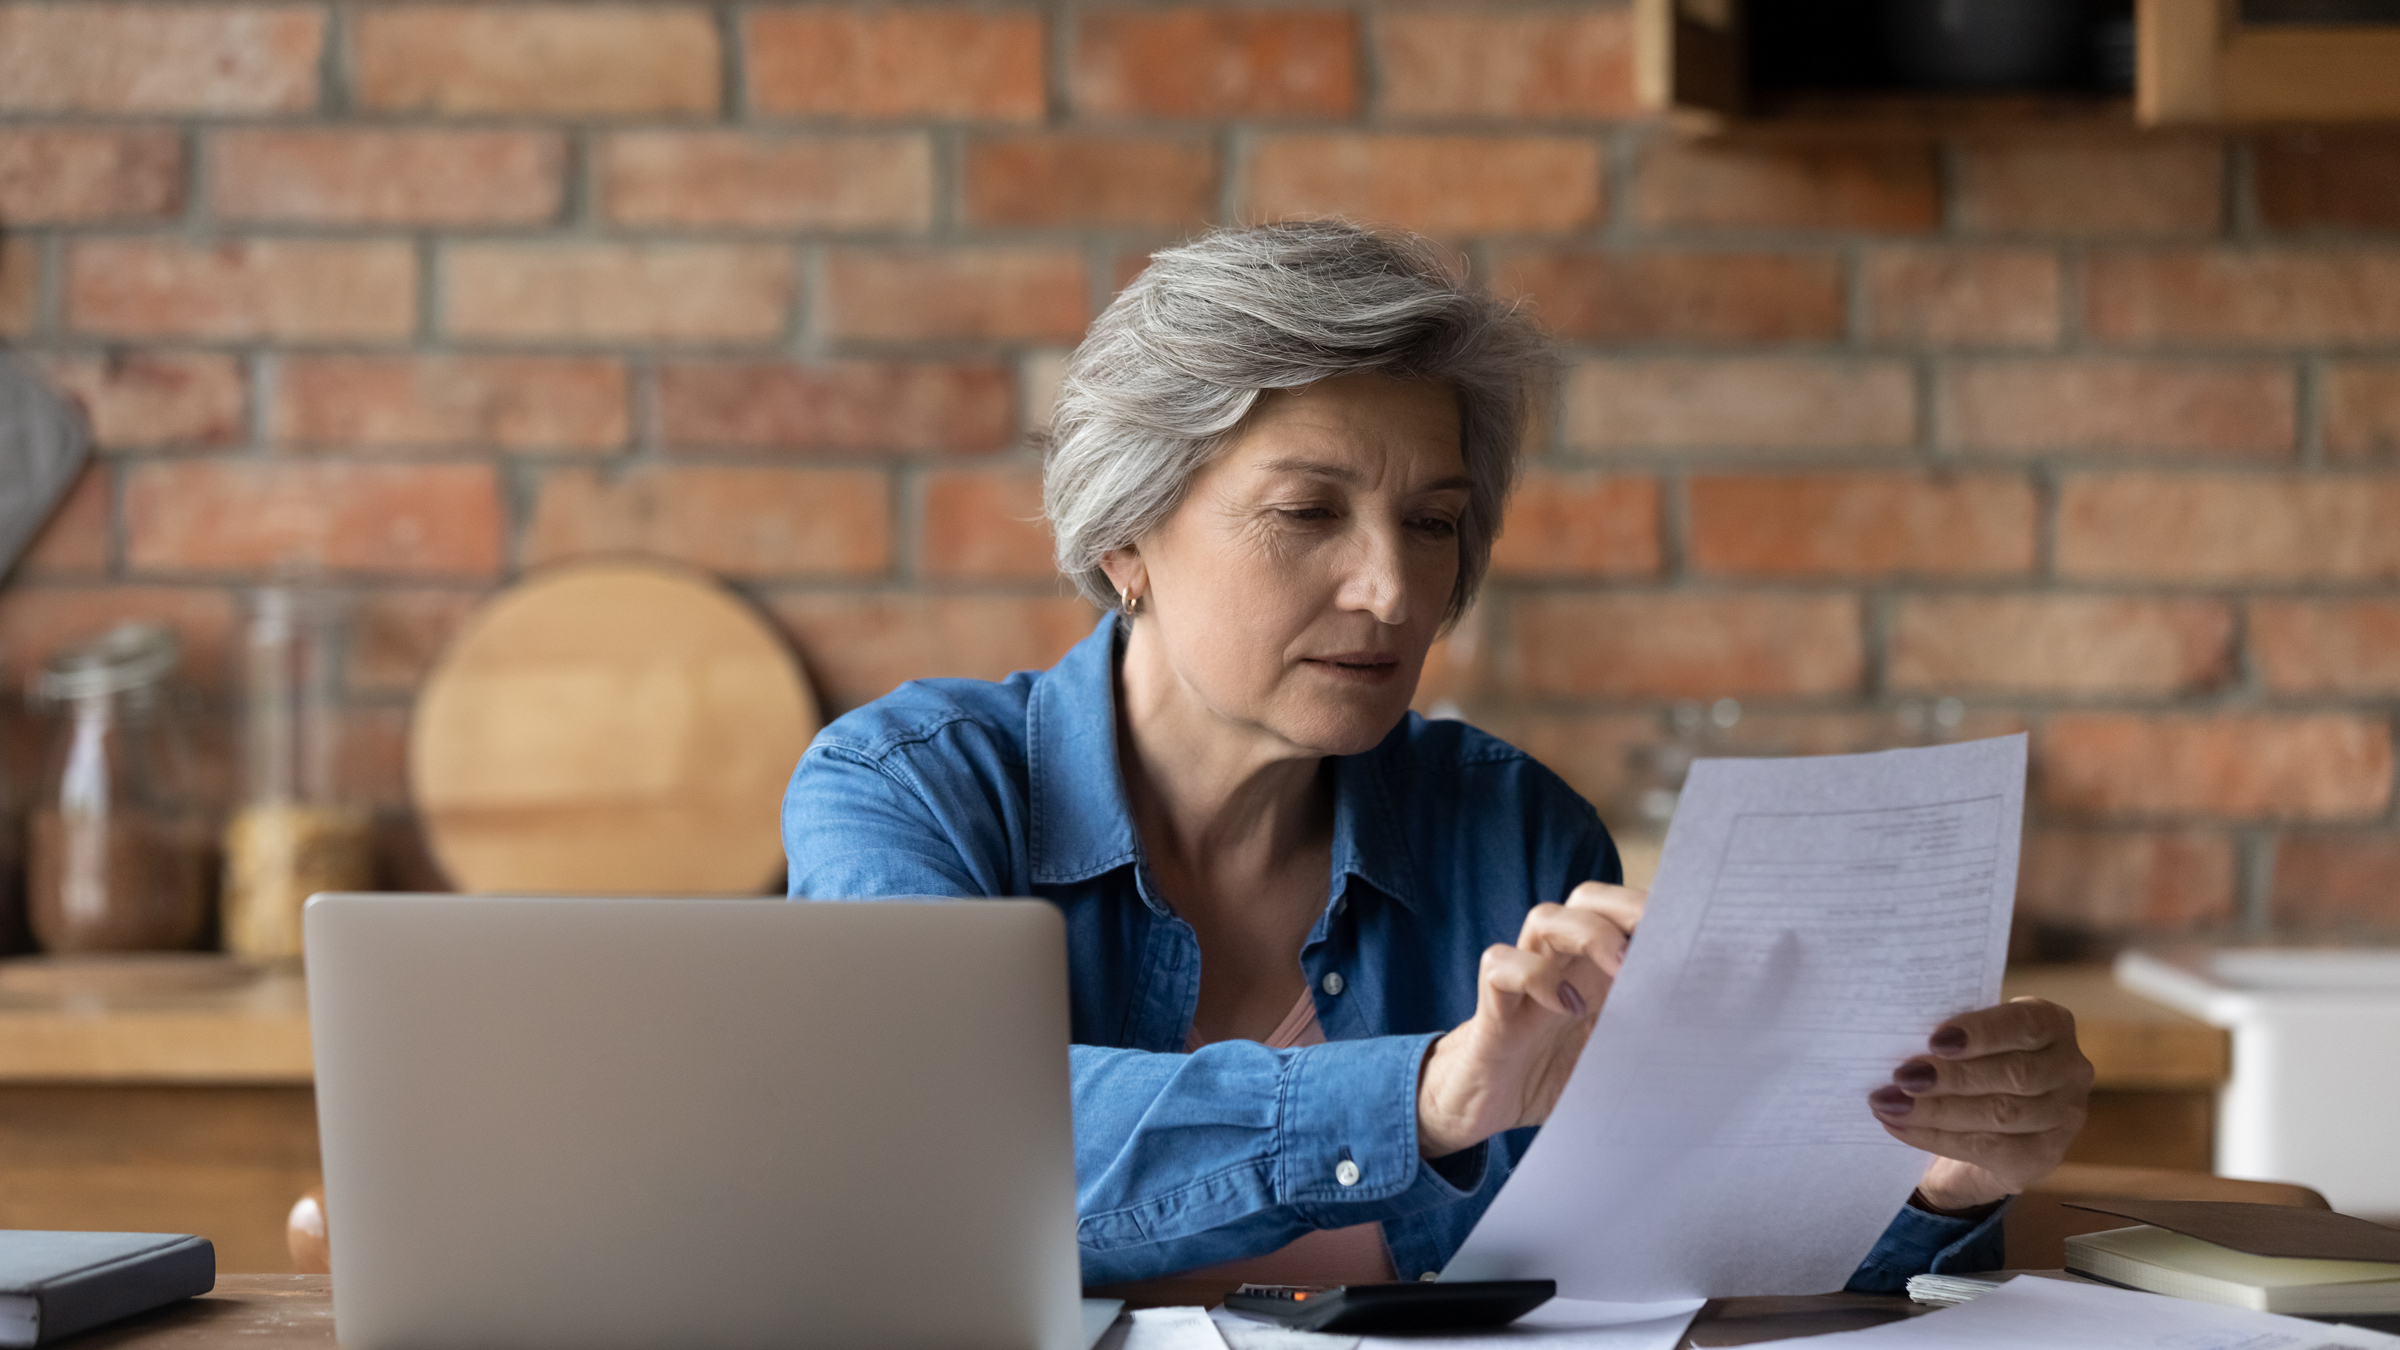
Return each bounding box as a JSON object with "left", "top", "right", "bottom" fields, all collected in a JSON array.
[
  {"left": 2002, "top": 964, "right": 2229, "bottom": 1089},
  {"left": 0, "top": 958, "right": 2229, "bottom": 1272},
  {"left": 0, "top": 956, "right": 319, "bottom": 1273},
  {"left": 0, "top": 958, "right": 2218, "bottom": 1094},
  {"left": 2002, "top": 963, "right": 2229, "bottom": 1171},
  {"left": 0, "top": 955, "right": 312, "bottom": 1083}
]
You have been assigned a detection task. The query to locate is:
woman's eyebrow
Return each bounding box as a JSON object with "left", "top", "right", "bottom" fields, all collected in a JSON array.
[
  {"left": 1257, "top": 458, "right": 1473, "bottom": 493},
  {"left": 1258, "top": 457, "right": 1360, "bottom": 483}
]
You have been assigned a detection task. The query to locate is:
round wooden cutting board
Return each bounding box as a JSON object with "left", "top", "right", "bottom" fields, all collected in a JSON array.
[{"left": 409, "top": 560, "right": 821, "bottom": 895}]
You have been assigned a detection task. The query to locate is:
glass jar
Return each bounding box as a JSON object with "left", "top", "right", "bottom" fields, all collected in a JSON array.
[
  {"left": 27, "top": 623, "right": 211, "bottom": 953},
  {"left": 221, "top": 587, "right": 372, "bottom": 961}
]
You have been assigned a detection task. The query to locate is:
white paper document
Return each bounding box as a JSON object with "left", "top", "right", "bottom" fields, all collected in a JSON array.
[
  {"left": 1125, "top": 1305, "right": 1231, "bottom": 1350},
  {"left": 1447, "top": 735, "right": 2029, "bottom": 1301},
  {"left": 1207, "top": 1298, "right": 1703, "bottom": 1350},
  {"left": 1749, "top": 1271, "right": 2400, "bottom": 1349}
]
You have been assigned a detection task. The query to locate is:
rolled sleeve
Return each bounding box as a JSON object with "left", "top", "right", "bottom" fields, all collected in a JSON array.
[
  {"left": 1072, "top": 1032, "right": 1487, "bottom": 1283},
  {"left": 1842, "top": 1199, "right": 2010, "bottom": 1293},
  {"left": 1279, "top": 1032, "right": 1470, "bottom": 1205}
]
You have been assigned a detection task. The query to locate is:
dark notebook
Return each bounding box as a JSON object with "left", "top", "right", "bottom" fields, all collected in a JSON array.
[{"left": 0, "top": 1232, "right": 215, "bottom": 1347}]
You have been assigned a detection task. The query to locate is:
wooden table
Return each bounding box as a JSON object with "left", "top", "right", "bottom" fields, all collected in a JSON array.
[{"left": 77, "top": 1276, "right": 1933, "bottom": 1348}]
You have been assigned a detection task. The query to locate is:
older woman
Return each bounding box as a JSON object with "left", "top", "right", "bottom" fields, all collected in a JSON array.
[{"left": 782, "top": 222, "right": 2091, "bottom": 1289}]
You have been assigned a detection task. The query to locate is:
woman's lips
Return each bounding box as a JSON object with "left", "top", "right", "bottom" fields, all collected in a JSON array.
[{"left": 1302, "top": 653, "right": 1401, "bottom": 683}]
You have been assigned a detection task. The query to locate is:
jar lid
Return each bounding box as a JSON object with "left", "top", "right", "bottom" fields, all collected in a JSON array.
[{"left": 37, "top": 621, "right": 180, "bottom": 701}]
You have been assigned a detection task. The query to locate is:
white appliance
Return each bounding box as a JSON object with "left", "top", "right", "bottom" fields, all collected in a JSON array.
[{"left": 2117, "top": 947, "right": 2400, "bottom": 1221}]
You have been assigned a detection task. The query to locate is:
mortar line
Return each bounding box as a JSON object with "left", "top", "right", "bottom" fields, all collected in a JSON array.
[
  {"left": 321, "top": 1, "right": 352, "bottom": 118},
  {"left": 550, "top": 122, "right": 586, "bottom": 230},
  {"left": 248, "top": 346, "right": 278, "bottom": 456},
  {"left": 716, "top": 2, "right": 744, "bottom": 124},
  {"left": 894, "top": 462, "right": 924, "bottom": 585},
  {"left": 2296, "top": 354, "right": 2324, "bottom": 470},
  {"left": 1047, "top": 1, "right": 1077, "bottom": 123},
  {"left": 2224, "top": 134, "right": 2257, "bottom": 241},
  {"left": 2236, "top": 827, "right": 2277, "bottom": 932},
  {"left": 34, "top": 231, "right": 64, "bottom": 337},
  {"left": 931, "top": 126, "right": 961, "bottom": 239}
]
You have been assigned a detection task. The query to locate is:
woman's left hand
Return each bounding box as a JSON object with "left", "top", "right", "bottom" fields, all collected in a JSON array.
[{"left": 1869, "top": 996, "right": 2094, "bottom": 1211}]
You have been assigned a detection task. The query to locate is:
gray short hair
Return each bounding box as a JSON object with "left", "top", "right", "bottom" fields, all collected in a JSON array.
[{"left": 1041, "top": 221, "right": 1553, "bottom": 625}]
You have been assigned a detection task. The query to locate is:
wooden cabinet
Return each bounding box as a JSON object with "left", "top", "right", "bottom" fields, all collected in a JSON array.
[
  {"left": 0, "top": 959, "right": 317, "bottom": 1274},
  {"left": 2143, "top": 0, "right": 2400, "bottom": 122},
  {"left": 1637, "top": 0, "right": 2400, "bottom": 124},
  {"left": 1636, "top": 0, "right": 1746, "bottom": 115},
  {"left": 0, "top": 1085, "right": 320, "bottom": 1275}
]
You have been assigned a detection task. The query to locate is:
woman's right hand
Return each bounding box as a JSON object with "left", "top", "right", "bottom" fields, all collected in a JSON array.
[{"left": 1415, "top": 881, "right": 1644, "bottom": 1158}]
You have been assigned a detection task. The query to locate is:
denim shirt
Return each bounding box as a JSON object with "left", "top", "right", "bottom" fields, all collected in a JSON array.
[{"left": 782, "top": 614, "right": 2004, "bottom": 1288}]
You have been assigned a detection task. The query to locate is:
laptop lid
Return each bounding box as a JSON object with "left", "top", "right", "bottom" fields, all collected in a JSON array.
[{"left": 306, "top": 895, "right": 1083, "bottom": 1350}]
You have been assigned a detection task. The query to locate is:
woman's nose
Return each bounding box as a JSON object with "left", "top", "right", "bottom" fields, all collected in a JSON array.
[{"left": 1337, "top": 524, "right": 1411, "bottom": 624}]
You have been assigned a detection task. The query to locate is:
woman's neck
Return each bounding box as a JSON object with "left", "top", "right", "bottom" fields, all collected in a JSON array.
[{"left": 1113, "top": 622, "right": 1331, "bottom": 907}]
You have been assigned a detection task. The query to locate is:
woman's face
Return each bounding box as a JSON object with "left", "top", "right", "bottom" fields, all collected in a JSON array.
[{"left": 1109, "top": 372, "right": 1469, "bottom": 759}]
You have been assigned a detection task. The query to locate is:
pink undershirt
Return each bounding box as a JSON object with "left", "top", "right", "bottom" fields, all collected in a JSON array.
[{"left": 1176, "top": 993, "right": 1401, "bottom": 1286}]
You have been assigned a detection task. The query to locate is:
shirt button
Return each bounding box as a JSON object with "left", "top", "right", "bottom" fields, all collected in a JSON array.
[
  {"left": 1335, "top": 1159, "right": 1362, "bottom": 1187},
  {"left": 1321, "top": 972, "right": 1345, "bottom": 997},
  {"left": 1420, "top": 1272, "right": 1440, "bottom": 1283}
]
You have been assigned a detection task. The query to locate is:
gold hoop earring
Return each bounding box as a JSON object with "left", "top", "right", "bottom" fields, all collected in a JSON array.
[{"left": 1118, "top": 588, "right": 1143, "bottom": 618}]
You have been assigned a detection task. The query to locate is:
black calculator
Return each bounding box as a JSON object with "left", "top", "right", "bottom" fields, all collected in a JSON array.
[{"left": 1221, "top": 1279, "right": 1557, "bottom": 1334}]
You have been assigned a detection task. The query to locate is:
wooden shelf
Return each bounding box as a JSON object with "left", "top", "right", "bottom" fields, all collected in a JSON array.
[{"left": 1742, "top": 91, "right": 2135, "bottom": 129}]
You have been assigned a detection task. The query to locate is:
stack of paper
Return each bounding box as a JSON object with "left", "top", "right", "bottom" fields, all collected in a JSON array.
[{"left": 1904, "top": 1273, "right": 2009, "bottom": 1307}]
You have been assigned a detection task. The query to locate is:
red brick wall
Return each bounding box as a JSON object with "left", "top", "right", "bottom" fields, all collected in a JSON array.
[{"left": 2, "top": 2, "right": 2396, "bottom": 944}]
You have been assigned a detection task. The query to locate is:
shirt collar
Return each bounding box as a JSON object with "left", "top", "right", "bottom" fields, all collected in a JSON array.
[
  {"left": 1026, "top": 613, "right": 1422, "bottom": 914},
  {"left": 1026, "top": 614, "right": 1142, "bottom": 886},
  {"left": 1330, "top": 739, "right": 1423, "bottom": 914}
]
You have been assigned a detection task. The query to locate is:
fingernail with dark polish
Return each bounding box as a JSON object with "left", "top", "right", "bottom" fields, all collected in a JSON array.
[
  {"left": 1930, "top": 1027, "right": 1969, "bottom": 1056},
  {"left": 1895, "top": 1061, "right": 1938, "bottom": 1092},
  {"left": 1869, "top": 1087, "right": 1913, "bottom": 1117},
  {"left": 1559, "top": 983, "right": 1588, "bottom": 1017}
]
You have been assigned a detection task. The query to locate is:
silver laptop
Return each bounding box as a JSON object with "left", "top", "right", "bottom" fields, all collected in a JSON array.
[{"left": 306, "top": 894, "right": 1089, "bottom": 1350}]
